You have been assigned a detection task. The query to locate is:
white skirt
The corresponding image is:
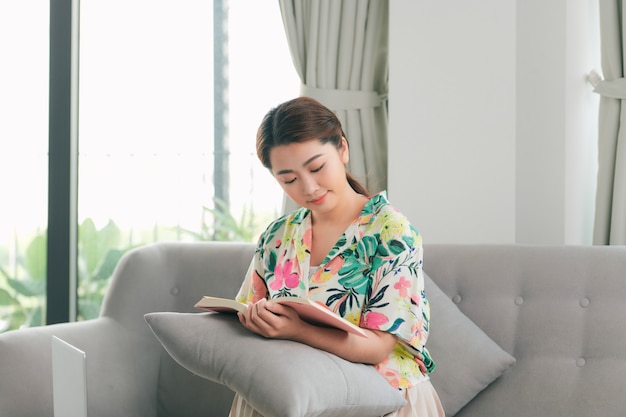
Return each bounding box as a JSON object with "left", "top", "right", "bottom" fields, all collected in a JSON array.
[
  {"left": 228, "top": 379, "right": 444, "bottom": 417},
  {"left": 384, "top": 380, "right": 445, "bottom": 417}
]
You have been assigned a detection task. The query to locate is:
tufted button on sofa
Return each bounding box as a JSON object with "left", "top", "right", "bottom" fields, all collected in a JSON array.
[
  {"left": 0, "top": 242, "right": 625, "bottom": 417},
  {"left": 423, "top": 244, "right": 626, "bottom": 417}
]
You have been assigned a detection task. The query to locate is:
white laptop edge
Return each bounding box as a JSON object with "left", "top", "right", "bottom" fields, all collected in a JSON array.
[{"left": 51, "top": 335, "right": 88, "bottom": 417}]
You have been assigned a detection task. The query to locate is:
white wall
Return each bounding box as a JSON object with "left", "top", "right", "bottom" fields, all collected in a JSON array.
[{"left": 388, "top": 0, "right": 599, "bottom": 245}]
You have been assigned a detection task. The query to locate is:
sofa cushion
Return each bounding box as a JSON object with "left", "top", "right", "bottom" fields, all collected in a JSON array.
[
  {"left": 424, "top": 272, "right": 516, "bottom": 415},
  {"left": 145, "top": 312, "right": 406, "bottom": 417}
]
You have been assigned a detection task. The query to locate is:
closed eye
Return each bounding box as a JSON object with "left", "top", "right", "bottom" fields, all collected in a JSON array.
[{"left": 311, "top": 163, "right": 325, "bottom": 173}]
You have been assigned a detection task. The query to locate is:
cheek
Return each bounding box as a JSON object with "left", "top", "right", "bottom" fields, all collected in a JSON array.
[
  {"left": 277, "top": 182, "right": 290, "bottom": 193},
  {"left": 275, "top": 181, "right": 300, "bottom": 200}
]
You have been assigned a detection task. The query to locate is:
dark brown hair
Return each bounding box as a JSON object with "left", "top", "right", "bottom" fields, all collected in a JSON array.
[{"left": 256, "top": 96, "right": 369, "bottom": 196}]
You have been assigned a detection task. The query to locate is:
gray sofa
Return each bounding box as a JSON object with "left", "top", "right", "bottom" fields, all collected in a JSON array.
[{"left": 1, "top": 242, "right": 625, "bottom": 417}]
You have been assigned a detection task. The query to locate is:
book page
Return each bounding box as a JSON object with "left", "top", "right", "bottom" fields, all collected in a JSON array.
[{"left": 194, "top": 296, "right": 247, "bottom": 314}]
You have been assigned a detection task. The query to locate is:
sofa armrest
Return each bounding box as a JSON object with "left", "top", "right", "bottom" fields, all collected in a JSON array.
[
  {"left": 0, "top": 317, "right": 161, "bottom": 417},
  {"left": 0, "top": 241, "right": 256, "bottom": 417}
]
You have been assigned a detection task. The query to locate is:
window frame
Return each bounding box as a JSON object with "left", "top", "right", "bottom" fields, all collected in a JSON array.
[
  {"left": 46, "top": 0, "right": 230, "bottom": 323},
  {"left": 47, "top": 0, "right": 78, "bottom": 324}
]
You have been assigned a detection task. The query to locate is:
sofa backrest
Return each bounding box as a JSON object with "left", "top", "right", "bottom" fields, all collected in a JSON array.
[
  {"left": 423, "top": 244, "right": 626, "bottom": 417},
  {"left": 102, "top": 241, "right": 255, "bottom": 330},
  {"left": 100, "top": 242, "right": 626, "bottom": 417}
]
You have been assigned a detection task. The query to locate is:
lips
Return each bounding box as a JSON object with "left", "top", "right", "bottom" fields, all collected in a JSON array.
[{"left": 309, "top": 192, "right": 328, "bottom": 205}]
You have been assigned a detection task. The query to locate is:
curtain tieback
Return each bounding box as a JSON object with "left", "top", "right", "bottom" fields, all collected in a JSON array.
[
  {"left": 587, "top": 69, "right": 626, "bottom": 99},
  {"left": 300, "top": 84, "right": 387, "bottom": 111}
]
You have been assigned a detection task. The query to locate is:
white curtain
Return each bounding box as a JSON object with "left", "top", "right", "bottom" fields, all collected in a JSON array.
[
  {"left": 278, "top": 0, "right": 389, "bottom": 193},
  {"left": 590, "top": 0, "right": 626, "bottom": 245}
]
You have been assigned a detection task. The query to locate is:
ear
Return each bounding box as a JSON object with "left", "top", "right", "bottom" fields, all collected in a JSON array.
[{"left": 340, "top": 137, "right": 350, "bottom": 164}]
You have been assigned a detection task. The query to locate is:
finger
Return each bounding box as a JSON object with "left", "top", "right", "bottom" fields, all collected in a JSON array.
[
  {"left": 249, "top": 301, "right": 274, "bottom": 328},
  {"left": 265, "top": 302, "right": 300, "bottom": 321},
  {"left": 264, "top": 300, "right": 286, "bottom": 315},
  {"left": 239, "top": 310, "right": 267, "bottom": 336}
]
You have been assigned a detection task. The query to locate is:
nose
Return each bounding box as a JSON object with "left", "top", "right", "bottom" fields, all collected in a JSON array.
[{"left": 301, "top": 173, "right": 319, "bottom": 196}]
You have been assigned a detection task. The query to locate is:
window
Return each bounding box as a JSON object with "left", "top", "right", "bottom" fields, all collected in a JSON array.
[
  {"left": 0, "top": 2, "right": 50, "bottom": 332},
  {"left": 0, "top": 0, "right": 299, "bottom": 330}
]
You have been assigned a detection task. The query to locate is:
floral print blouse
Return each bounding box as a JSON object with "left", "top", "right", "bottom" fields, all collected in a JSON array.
[{"left": 235, "top": 192, "right": 435, "bottom": 390}]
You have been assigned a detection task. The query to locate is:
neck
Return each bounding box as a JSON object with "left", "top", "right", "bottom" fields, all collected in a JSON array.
[{"left": 311, "top": 188, "right": 367, "bottom": 227}]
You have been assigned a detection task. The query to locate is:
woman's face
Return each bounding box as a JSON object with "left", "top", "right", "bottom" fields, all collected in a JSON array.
[{"left": 269, "top": 138, "right": 350, "bottom": 212}]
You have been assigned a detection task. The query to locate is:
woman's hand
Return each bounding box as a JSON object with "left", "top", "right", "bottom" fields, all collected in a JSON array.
[
  {"left": 238, "top": 298, "right": 305, "bottom": 339},
  {"left": 238, "top": 298, "right": 397, "bottom": 365}
]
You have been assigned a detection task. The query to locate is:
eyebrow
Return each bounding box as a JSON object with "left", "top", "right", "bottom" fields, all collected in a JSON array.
[{"left": 275, "top": 153, "right": 323, "bottom": 175}]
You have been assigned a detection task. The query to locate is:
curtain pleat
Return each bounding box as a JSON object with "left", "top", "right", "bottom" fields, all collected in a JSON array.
[
  {"left": 279, "top": 0, "right": 389, "bottom": 194},
  {"left": 592, "top": 0, "right": 626, "bottom": 245}
]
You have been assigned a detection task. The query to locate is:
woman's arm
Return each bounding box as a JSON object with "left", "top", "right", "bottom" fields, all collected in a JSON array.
[{"left": 238, "top": 298, "right": 396, "bottom": 365}]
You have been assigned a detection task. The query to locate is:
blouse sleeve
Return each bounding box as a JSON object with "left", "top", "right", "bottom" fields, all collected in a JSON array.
[
  {"left": 235, "top": 235, "right": 269, "bottom": 304},
  {"left": 360, "top": 214, "right": 430, "bottom": 352}
]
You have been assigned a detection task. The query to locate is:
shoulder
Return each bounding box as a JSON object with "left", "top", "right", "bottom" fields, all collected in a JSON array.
[
  {"left": 256, "top": 207, "right": 310, "bottom": 248},
  {"left": 364, "top": 192, "right": 421, "bottom": 246}
]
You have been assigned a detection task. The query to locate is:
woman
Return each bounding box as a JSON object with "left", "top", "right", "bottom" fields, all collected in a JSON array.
[{"left": 230, "top": 97, "right": 444, "bottom": 417}]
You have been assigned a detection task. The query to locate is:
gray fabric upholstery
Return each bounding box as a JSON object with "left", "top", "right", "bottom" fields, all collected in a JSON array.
[
  {"left": 423, "top": 244, "right": 626, "bottom": 417},
  {"left": 424, "top": 273, "right": 515, "bottom": 416},
  {"left": 0, "top": 242, "right": 254, "bottom": 417},
  {"left": 1, "top": 242, "right": 625, "bottom": 417},
  {"left": 145, "top": 312, "right": 406, "bottom": 417}
]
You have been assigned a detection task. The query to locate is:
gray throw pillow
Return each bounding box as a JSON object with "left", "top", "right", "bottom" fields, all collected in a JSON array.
[
  {"left": 145, "top": 312, "right": 406, "bottom": 417},
  {"left": 424, "top": 272, "right": 516, "bottom": 415}
]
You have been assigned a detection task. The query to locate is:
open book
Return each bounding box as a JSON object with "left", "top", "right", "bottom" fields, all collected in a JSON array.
[{"left": 194, "top": 296, "right": 367, "bottom": 337}]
